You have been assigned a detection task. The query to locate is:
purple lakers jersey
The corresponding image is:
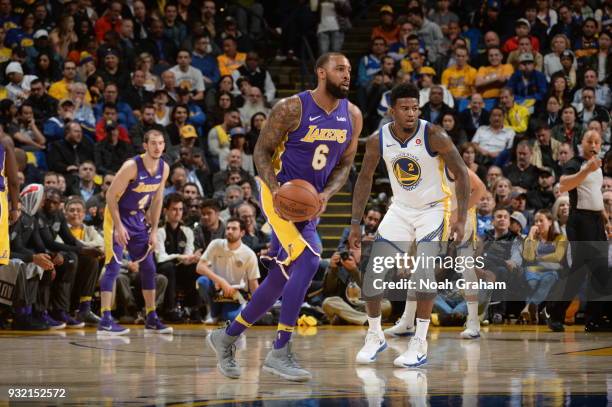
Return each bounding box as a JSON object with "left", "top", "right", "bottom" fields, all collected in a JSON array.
[
  {"left": 118, "top": 155, "right": 164, "bottom": 216},
  {"left": 273, "top": 91, "right": 352, "bottom": 192},
  {"left": 0, "top": 142, "right": 5, "bottom": 192}
]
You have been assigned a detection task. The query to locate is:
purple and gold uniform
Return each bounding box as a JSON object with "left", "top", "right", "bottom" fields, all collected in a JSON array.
[
  {"left": 101, "top": 155, "right": 164, "bottom": 292},
  {"left": 228, "top": 90, "right": 354, "bottom": 347},
  {"left": 0, "top": 142, "right": 8, "bottom": 265},
  {"left": 258, "top": 90, "right": 353, "bottom": 266}
]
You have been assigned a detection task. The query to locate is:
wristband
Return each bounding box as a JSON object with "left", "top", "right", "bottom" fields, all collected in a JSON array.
[{"left": 350, "top": 218, "right": 361, "bottom": 225}]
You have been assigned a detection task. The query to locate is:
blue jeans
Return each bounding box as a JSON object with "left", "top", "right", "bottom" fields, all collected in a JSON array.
[
  {"left": 434, "top": 295, "right": 468, "bottom": 317},
  {"left": 196, "top": 276, "right": 243, "bottom": 321},
  {"left": 525, "top": 270, "right": 558, "bottom": 305}
]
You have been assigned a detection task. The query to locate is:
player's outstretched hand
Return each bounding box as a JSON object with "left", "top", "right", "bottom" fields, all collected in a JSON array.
[
  {"left": 114, "top": 224, "right": 130, "bottom": 247},
  {"left": 348, "top": 224, "right": 362, "bottom": 250},
  {"left": 450, "top": 221, "right": 465, "bottom": 243}
]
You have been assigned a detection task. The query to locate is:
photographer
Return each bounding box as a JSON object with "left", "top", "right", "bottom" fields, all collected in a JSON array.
[
  {"left": 322, "top": 249, "right": 392, "bottom": 325},
  {"left": 337, "top": 207, "right": 382, "bottom": 251},
  {"left": 94, "top": 120, "right": 135, "bottom": 175}
]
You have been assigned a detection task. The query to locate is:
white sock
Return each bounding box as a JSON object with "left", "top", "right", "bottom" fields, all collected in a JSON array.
[
  {"left": 401, "top": 300, "right": 417, "bottom": 327},
  {"left": 467, "top": 301, "right": 479, "bottom": 325},
  {"left": 415, "top": 318, "right": 430, "bottom": 341},
  {"left": 367, "top": 316, "right": 382, "bottom": 334}
]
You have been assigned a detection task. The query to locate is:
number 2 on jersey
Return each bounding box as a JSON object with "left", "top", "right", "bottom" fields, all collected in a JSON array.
[{"left": 312, "top": 144, "right": 329, "bottom": 170}]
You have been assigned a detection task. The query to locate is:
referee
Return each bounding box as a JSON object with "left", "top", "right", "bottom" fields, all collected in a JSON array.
[{"left": 547, "top": 130, "right": 610, "bottom": 332}]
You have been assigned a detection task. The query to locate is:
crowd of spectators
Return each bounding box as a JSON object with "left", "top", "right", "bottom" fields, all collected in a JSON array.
[
  {"left": 0, "top": 0, "right": 610, "bottom": 330},
  {"left": 352, "top": 1, "right": 610, "bottom": 328}
]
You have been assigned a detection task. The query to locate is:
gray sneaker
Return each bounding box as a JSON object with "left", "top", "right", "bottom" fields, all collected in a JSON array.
[
  {"left": 262, "top": 342, "right": 312, "bottom": 382},
  {"left": 206, "top": 328, "right": 241, "bottom": 379}
]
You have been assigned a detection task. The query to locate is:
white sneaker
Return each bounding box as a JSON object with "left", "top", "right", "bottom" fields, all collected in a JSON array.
[
  {"left": 393, "top": 337, "right": 428, "bottom": 368},
  {"left": 460, "top": 319, "right": 480, "bottom": 339},
  {"left": 383, "top": 321, "right": 415, "bottom": 337},
  {"left": 355, "top": 330, "right": 387, "bottom": 364}
]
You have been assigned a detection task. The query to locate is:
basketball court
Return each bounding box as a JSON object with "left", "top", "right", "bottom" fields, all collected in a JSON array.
[{"left": 1, "top": 325, "right": 610, "bottom": 405}]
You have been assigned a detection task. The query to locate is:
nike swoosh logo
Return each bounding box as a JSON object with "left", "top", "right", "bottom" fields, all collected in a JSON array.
[
  {"left": 140, "top": 176, "right": 147, "bottom": 180},
  {"left": 386, "top": 144, "right": 394, "bottom": 147},
  {"left": 416, "top": 354, "right": 426, "bottom": 362},
  {"left": 309, "top": 115, "right": 321, "bottom": 121}
]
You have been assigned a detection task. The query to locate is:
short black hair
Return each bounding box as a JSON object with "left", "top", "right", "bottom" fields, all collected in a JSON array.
[
  {"left": 390, "top": 83, "right": 420, "bottom": 106},
  {"left": 103, "top": 102, "right": 117, "bottom": 112},
  {"left": 226, "top": 217, "right": 246, "bottom": 231},
  {"left": 315, "top": 52, "right": 346, "bottom": 72},
  {"left": 201, "top": 198, "right": 220, "bottom": 212},
  {"left": 407, "top": 7, "right": 423, "bottom": 17},
  {"left": 164, "top": 192, "right": 184, "bottom": 209}
]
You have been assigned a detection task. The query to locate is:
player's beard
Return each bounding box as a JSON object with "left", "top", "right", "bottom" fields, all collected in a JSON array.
[{"left": 326, "top": 80, "right": 349, "bottom": 99}]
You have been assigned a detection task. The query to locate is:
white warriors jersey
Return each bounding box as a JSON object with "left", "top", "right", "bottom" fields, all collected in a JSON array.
[{"left": 379, "top": 119, "right": 452, "bottom": 209}]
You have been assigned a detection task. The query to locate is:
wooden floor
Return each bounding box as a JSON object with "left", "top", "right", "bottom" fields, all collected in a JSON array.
[{"left": 0, "top": 325, "right": 611, "bottom": 406}]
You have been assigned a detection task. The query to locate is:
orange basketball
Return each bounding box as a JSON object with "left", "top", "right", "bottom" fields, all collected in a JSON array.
[{"left": 274, "top": 179, "right": 321, "bottom": 222}]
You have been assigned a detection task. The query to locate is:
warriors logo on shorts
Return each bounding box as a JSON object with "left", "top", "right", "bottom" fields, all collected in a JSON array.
[{"left": 392, "top": 155, "right": 422, "bottom": 190}]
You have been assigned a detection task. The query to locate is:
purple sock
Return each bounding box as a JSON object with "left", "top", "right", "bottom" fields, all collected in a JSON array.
[
  {"left": 26, "top": 305, "right": 32, "bottom": 314},
  {"left": 78, "top": 301, "right": 90, "bottom": 314},
  {"left": 273, "top": 330, "right": 293, "bottom": 349},
  {"left": 15, "top": 306, "right": 27, "bottom": 316},
  {"left": 274, "top": 251, "right": 320, "bottom": 348},
  {"left": 226, "top": 263, "right": 288, "bottom": 336}
]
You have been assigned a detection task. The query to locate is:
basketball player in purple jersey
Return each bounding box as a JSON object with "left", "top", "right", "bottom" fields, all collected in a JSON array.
[
  {"left": 0, "top": 134, "right": 21, "bottom": 265},
  {"left": 208, "top": 52, "right": 363, "bottom": 381},
  {"left": 97, "top": 130, "right": 172, "bottom": 336}
]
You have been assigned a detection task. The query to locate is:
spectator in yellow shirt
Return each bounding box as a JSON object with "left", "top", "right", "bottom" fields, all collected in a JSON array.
[
  {"left": 217, "top": 36, "right": 246, "bottom": 77},
  {"left": 442, "top": 47, "right": 477, "bottom": 99},
  {"left": 499, "top": 88, "right": 530, "bottom": 134},
  {"left": 48, "top": 60, "right": 92, "bottom": 103},
  {"left": 475, "top": 47, "right": 514, "bottom": 100}
]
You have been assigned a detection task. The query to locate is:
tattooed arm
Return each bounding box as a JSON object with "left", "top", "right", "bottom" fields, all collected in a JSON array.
[
  {"left": 320, "top": 102, "right": 363, "bottom": 214},
  {"left": 348, "top": 132, "right": 380, "bottom": 250},
  {"left": 428, "top": 124, "right": 469, "bottom": 241},
  {"left": 253, "top": 96, "right": 302, "bottom": 195}
]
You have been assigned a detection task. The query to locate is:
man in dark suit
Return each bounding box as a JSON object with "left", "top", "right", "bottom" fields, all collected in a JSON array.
[
  {"left": 459, "top": 93, "right": 490, "bottom": 140},
  {"left": 46, "top": 122, "right": 95, "bottom": 186},
  {"left": 420, "top": 85, "right": 454, "bottom": 125}
]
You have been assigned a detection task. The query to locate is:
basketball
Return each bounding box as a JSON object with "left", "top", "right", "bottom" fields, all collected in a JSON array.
[{"left": 274, "top": 179, "right": 321, "bottom": 222}]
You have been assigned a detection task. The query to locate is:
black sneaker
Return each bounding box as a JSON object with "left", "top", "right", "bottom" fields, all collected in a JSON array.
[
  {"left": 547, "top": 318, "right": 565, "bottom": 332},
  {"left": 12, "top": 314, "right": 49, "bottom": 331},
  {"left": 584, "top": 319, "right": 611, "bottom": 332},
  {"left": 190, "top": 309, "right": 204, "bottom": 324}
]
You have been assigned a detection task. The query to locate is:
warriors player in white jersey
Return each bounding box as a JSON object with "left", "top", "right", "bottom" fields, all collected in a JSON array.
[
  {"left": 349, "top": 83, "right": 470, "bottom": 367},
  {"left": 385, "top": 167, "right": 487, "bottom": 340}
]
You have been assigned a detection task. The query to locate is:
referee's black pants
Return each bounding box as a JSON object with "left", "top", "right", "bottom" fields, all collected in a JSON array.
[{"left": 550, "top": 209, "right": 610, "bottom": 323}]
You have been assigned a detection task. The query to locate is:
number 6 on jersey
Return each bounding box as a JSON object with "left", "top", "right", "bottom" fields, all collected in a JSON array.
[{"left": 312, "top": 144, "right": 329, "bottom": 170}]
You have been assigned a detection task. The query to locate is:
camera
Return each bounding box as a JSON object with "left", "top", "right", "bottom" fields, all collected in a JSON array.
[
  {"left": 105, "top": 120, "right": 117, "bottom": 133},
  {"left": 339, "top": 250, "right": 350, "bottom": 261}
]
